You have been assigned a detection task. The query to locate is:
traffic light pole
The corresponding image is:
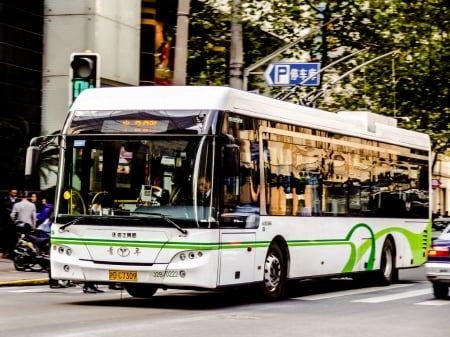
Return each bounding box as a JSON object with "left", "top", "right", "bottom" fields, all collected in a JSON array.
[{"left": 229, "top": 0, "right": 244, "bottom": 90}]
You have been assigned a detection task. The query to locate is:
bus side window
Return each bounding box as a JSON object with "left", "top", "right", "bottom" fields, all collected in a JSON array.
[
  {"left": 222, "top": 142, "right": 239, "bottom": 212},
  {"left": 239, "top": 139, "right": 259, "bottom": 204}
]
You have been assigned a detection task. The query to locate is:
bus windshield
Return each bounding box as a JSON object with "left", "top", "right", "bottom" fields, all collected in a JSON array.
[{"left": 56, "top": 136, "right": 216, "bottom": 228}]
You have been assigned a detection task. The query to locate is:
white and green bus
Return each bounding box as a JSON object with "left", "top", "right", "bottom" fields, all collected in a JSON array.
[{"left": 31, "top": 86, "right": 431, "bottom": 299}]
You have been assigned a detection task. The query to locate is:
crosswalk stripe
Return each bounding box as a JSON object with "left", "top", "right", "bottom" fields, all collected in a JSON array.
[
  {"left": 9, "top": 289, "right": 45, "bottom": 293},
  {"left": 5, "top": 284, "right": 445, "bottom": 306},
  {"left": 415, "top": 300, "right": 450, "bottom": 306},
  {"left": 352, "top": 288, "right": 431, "bottom": 303},
  {"left": 294, "top": 283, "right": 412, "bottom": 301}
]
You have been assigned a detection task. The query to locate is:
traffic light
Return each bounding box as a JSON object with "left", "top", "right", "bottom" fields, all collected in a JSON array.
[{"left": 69, "top": 52, "right": 100, "bottom": 105}]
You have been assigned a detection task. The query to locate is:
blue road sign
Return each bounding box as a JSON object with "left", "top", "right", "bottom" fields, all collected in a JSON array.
[{"left": 264, "top": 62, "right": 321, "bottom": 86}]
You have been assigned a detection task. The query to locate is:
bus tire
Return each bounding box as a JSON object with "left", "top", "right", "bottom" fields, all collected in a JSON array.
[
  {"left": 261, "top": 243, "right": 286, "bottom": 300},
  {"left": 377, "top": 238, "right": 396, "bottom": 285},
  {"left": 125, "top": 284, "right": 158, "bottom": 298}
]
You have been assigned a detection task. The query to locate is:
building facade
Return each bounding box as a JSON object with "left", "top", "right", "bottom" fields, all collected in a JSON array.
[
  {"left": 0, "top": 0, "right": 176, "bottom": 191},
  {"left": 0, "top": 0, "right": 43, "bottom": 189}
]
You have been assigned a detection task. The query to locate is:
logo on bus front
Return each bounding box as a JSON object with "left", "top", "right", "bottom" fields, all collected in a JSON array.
[{"left": 117, "top": 247, "right": 130, "bottom": 257}]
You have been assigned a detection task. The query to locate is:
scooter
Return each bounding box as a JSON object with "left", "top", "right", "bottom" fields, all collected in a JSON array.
[{"left": 13, "top": 221, "right": 50, "bottom": 272}]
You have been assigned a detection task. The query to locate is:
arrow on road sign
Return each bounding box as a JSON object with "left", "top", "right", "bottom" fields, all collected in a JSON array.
[{"left": 264, "top": 62, "right": 320, "bottom": 86}]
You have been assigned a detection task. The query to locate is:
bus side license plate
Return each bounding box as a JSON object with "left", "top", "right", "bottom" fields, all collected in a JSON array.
[{"left": 109, "top": 270, "right": 138, "bottom": 282}]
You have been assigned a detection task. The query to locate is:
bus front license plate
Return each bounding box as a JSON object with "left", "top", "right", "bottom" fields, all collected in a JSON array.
[{"left": 109, "top": 270, "right": 138, "bottom": 282}]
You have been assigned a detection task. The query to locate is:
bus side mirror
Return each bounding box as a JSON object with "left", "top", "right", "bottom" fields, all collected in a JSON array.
[
  {"left": 25, "top": 146, "right": 40, "bottom": 177},
  {"left": 223, "top": 144, "right": 240, "bottom": 176}
]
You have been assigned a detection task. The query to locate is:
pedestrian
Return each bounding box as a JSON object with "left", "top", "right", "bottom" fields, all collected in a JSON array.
[
  {"left": 0, "top": 188, "right": 19, "bottom": 258},
  {"left": 30, "top": 192, "right": 40, "bottom": 212},
  {"left": 83, "top": 282, "right": 104, "bottom": 293},
  {"left": 37, "top": 196, "right": 53, "bottom": 225},
  {"left": 10, "top": 191, "right": 37, "bottom": 230},
  {"left": 4, "top": 189, "right": 19, "bottom": 209}
]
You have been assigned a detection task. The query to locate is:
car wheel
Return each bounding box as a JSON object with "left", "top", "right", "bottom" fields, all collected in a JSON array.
[
  {"left": 125, "top": 284, "right": 158, "bottom": 298},
  {"left": 261, "top": 243, "right": 286, "bottom": 300},
  {"left": 432, "top": 282, "right": 448, "bottom": 299}
]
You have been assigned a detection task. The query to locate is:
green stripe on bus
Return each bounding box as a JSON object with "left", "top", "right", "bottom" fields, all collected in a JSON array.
[{"left": 51, "top": 222, "right": 426, "bottom": 272}]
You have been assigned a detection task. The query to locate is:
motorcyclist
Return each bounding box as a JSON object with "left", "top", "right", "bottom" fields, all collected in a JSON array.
[
  {"left": 18, "top": 218, "right": 50, "bottom": 258},
  {"left": 26, "top": 198, "right": 53, "bottom": 257}
]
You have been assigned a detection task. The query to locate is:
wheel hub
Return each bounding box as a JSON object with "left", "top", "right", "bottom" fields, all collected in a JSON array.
[{"left": 264, "top": 253, "right": 281, "bottom": 292}]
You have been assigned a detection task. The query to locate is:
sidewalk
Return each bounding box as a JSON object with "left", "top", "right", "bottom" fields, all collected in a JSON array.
[{"left": 0, "top": 258, "right": 49, "bottom": 287}]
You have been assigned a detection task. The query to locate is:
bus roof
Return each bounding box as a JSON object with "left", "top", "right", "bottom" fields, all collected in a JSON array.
[{"left": 70, "top": 86, "right": 430, "bottom": 150}]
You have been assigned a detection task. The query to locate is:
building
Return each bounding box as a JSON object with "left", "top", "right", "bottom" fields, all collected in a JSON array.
[
  {"left": 0, "top": 0, "right": 43, "bottom": 188},
  {"left": 0, "top": 0, "right": 177, "bottom": 190}
]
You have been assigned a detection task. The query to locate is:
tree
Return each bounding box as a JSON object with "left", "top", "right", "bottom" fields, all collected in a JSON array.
[
  {"left": 326, "top": 0, "right": 450, "bottom": 169},
  {"left": 36, "top": 132, "right": 60, "bottom": 187},
  {"left": 187, "top": 0, "right": 283, "bottom": 88},
  {"left": 187, "top": 0, "right": 450, "bottom": 169}
]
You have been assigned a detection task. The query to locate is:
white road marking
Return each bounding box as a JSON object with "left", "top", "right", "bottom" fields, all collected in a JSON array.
[
  {"left": 294, "top": 284, "right": 413, "bottom": 301},
  {"left": 8, "top": 289, "right": 44, "bottom": 293},
  {"left": 352, "top": 288, "right": 431, "bottom": 303},
  {"left": 6, "top": 284, "right": 447, "bottom": 306},
  {"left": 415, "top": 299, "right": 450, "bottom": 306}
]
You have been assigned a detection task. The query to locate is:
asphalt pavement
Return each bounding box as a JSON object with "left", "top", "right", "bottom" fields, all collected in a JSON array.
[{"left": 0, "top": 258, "right": 49, "bottom": 286}]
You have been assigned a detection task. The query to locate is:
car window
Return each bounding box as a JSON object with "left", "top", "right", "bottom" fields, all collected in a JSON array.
[{"left": 433, "top": 218, "right": 450, "bottom": 231}]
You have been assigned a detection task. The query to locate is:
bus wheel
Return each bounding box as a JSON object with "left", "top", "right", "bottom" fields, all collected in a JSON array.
[
  {"left": 377, "top": 239, "right": 396, "bottom": 285},
  {"left": 125, "top": 284, "right": 158, "bottom": 298},
  {"left": 261, "top": 244, "right": 286, "bottom": 300}
]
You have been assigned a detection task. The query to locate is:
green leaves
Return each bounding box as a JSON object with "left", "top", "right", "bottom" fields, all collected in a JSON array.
[{"left": 187, "top": 0, "right": 450, "bottom": 165}]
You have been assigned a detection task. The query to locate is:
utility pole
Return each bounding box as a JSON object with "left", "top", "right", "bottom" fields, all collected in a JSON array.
[
  {"left": 173, "top": 0, "right": 191, "bottom": 85},
  {"left": 229, "top": 0, "right": 244, "bottom": 90}
]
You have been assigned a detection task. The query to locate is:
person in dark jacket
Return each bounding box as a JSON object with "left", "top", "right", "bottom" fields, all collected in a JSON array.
[
  {"left": 37, "top": 197, "right": 53, "bottom": 225},
  {"left": 0, "top": 189, "right": 18, "bottom": 258}
]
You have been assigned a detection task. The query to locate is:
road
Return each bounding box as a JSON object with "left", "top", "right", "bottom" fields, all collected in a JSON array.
[{"left": 0, "top": 267, "right": 447, "bottom": 337}]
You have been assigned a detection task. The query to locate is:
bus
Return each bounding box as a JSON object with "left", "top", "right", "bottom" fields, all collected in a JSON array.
[{"left": 28, "top": 86, "right": 431, "bottom": 300}]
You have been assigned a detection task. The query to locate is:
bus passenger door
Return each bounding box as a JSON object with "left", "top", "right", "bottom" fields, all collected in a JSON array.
[{"left": 218, "top": 232, "right": 256, "bottom": 285}]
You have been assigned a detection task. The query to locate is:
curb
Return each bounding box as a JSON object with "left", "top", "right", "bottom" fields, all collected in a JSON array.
[{"left": 0, "top": 278, "right": 49, "bottom": 287}]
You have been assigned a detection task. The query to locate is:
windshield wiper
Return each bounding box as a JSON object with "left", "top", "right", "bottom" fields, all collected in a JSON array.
[
  {"left": 59, "top": 216, "right": 87, "bottom": 231},
  {"left": 133, "top": 212, "right": 188, "bottom": 235},
  {"left": 59, "top": 215, "right": 140, "bottom": 231}
]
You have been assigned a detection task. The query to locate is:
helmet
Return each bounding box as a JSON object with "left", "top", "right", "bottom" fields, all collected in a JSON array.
[{"left": 15, "top": 221, "right": 32, "bottom": 234}]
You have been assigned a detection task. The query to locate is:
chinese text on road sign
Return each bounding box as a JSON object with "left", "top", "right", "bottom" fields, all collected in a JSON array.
[{"left": 264, "top": 62, "right": 321, "bottom": 86}]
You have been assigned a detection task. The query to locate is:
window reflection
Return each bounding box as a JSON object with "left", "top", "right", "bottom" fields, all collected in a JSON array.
[{"left": 222, "top": 113, "right": 429, "bottom": 219}]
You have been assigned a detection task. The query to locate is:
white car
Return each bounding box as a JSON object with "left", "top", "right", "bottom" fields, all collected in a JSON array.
[{"left": 425, "top": 224, "right": 450, "bottom": 299}]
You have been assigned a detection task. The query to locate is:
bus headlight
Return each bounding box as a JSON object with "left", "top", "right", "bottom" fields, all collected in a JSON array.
[
  {"left": 175, "top": 250, "right": 204, "bottom": 262},
  {"left": 53, "top": 245, "right": 73, "bottom": 256}
]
